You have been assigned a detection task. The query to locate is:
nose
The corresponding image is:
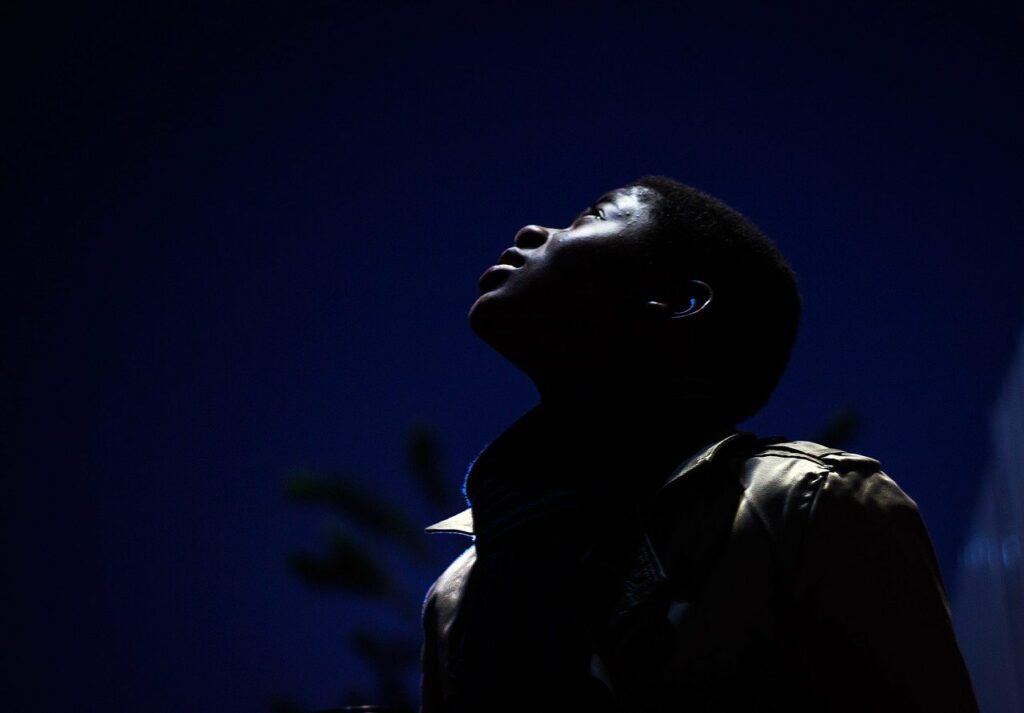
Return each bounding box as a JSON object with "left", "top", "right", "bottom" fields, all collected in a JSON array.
[{"left": 513, "top": 224, "right": 549, "bottom": 250}]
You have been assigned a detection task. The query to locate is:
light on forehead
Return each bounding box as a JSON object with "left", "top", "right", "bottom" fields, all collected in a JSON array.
[{"left": 605, "top": 186, "right": 651, "bottom": 214}]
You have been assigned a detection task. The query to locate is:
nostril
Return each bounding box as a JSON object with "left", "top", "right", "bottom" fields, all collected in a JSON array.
[{"left": 514, "top": 225, "right": 548, "bottom": 250}]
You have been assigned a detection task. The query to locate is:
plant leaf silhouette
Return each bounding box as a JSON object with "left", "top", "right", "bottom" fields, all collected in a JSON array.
[
  {"left": 281, "top": 426, "right": 478, "bottom": 705},
  {"left": 406, "top": 423, "right": 448, "bottom": 510},
  {"left": 351, "top": 628, "right": 419, "bottom": 709},
  {"left": 287, "top": 527, "right": 390, "bottom": 596},
  {"left": 814, "top": 407, "right": 860, "bottom": 449},
  {"left": 352, "top": 627, "right": 420, "bottom": 668},
  {"left": 284, "top": 472, "right": 425, "bottom": 554}
]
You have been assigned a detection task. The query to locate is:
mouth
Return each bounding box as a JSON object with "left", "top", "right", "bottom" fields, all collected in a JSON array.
[
  {"left": 477, "top": 247, "right": 527, "bottom": 294},
  {"left": 477, "top": 264, "right": 517, "bottom": 293}
]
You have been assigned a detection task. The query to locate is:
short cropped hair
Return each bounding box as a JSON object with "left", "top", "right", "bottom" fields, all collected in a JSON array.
[{"left": 628, "top": 175, "right": 801, "bottom": 422}]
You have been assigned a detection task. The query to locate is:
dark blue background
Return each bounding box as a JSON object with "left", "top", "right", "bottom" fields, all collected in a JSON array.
[{"left": 7, "top": 2, "right": 1023, "bottom": 710}]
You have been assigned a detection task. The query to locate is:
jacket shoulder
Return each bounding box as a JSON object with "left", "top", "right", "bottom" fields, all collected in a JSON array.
[
  {"left": 735, "top": 439, "right": 889, "bottom": 540},
  {"left": 745, "top": 439, "right": 882, "bottom": 473},
  {"left": 422, "top": 546, "right": 476, "bottom": 710},
  {"left": 743, "top": 439, "right": 916, "bottom": 514},
  {"left": 423, "top": 545, "right": 476, "bottom": 625}
]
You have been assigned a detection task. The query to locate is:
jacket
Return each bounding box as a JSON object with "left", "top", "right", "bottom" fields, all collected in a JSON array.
[{"left": 420, "top": 431, "right": 978, "bottom": 712}]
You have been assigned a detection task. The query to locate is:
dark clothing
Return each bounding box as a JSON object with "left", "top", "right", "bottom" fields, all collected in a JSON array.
[
  {"left": 420, "top": 409, "right": 977, "bottom": 712},
  {"left": 442, "top": 401, "right": 727, "bottom": 710}
]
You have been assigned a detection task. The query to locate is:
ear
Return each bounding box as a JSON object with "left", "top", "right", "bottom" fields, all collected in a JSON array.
[{"left": 644, "top": 279, "right": 713, "bottom": 320}]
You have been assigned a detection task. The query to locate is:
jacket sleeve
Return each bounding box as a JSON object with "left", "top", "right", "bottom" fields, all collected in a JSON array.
[{"left": 797, "top": 467, "right": 978, "bottom": 712}]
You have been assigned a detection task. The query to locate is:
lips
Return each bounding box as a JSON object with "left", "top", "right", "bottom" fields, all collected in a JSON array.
[
  {"left": 498, "top": 248, "right": 526, "bottom": 268},
  {"left": 477, "top": 264, "right": 516, "bottom": 293},
  {"left": 477, "top": 247, "right": 527, "bottom": 293}
]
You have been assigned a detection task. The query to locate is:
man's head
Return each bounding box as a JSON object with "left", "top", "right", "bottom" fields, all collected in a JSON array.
[{"left": 468, "top": 176, "right": 801, "bottom": 423}]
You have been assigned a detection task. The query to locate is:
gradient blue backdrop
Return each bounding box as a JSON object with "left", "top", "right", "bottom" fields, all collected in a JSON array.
[{"left": 7, "top": 2, "right": 1023, "bottom": 711}]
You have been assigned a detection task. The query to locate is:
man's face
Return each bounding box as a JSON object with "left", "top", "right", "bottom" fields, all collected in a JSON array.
[{"left": 469, "top": 185, "right": 661, "bottom": 373}]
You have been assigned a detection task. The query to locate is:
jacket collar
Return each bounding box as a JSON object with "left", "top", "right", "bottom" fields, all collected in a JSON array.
[{"left": 424, "top": 430, "right": 750, "bottom": 538}]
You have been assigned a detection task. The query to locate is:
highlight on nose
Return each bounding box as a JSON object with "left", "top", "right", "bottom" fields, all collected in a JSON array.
[{"left": 513, "top": 225, "right": 548, "bottom": 250}]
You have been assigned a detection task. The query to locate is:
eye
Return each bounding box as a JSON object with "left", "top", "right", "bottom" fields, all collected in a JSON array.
[{"left": 575, "top": 206, "right": 606, "bottom": 223}]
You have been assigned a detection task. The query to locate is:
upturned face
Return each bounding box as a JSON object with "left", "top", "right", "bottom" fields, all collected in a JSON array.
[{"left": 468, "top": 185, "right": 663, "bottom": 379}]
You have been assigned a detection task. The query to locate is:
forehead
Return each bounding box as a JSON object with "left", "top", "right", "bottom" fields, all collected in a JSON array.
[{"left": 593, "top": 185, "right": 656, "bottom": 212}]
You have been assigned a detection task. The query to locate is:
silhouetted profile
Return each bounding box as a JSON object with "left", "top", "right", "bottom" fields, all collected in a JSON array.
[{"left": 420, "top": 177, "right": 977, "bottom": 711}]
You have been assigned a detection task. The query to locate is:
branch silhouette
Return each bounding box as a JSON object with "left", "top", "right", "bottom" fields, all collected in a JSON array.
[{"left": 280, "top": 423, "right": 462, "bottom": 711}]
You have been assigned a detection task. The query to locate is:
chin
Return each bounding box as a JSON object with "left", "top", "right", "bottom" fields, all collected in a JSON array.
[
  {"left": 468, "top": 288, "right": 505, "bottom": 338},
  {"left": 469, "top": 287, "right": 532, "bottom": 357}
]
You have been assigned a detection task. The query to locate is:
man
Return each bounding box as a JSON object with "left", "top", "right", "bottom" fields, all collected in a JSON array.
[{"left": 419, "top": 176, "right": 977, "bottom": 711}]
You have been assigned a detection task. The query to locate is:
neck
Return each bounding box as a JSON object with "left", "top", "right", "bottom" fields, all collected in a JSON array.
[
  {"left": 538, "top": 373, "right": 728, "bottom": 424},
  {"left": 528, "top": 374, "right": 734, "bottom": 479},
  {"left": 464, "top": 374, "right": 736, "bottom": 546}
]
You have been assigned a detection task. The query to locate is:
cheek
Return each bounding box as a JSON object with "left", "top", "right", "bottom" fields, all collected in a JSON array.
[
  {"left": 543, "top": 239, "right": 603, "bottom": 282},
  {"left": 544, "top": 241, "right": 644, "bottom": 305}
]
